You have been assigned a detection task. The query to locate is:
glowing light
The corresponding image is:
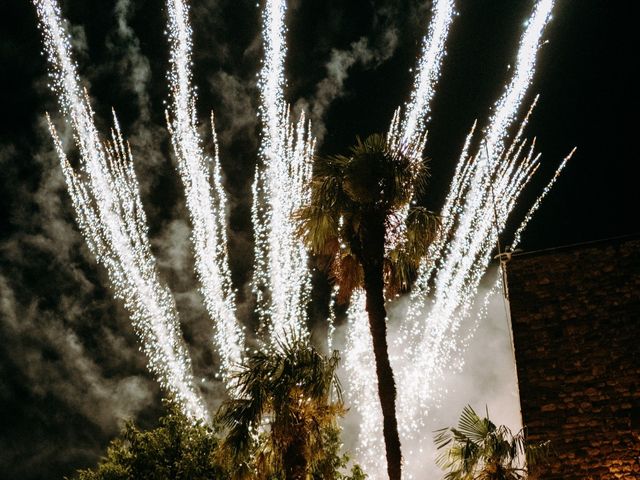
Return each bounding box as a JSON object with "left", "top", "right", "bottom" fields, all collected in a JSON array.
[
  {"left": 345, "top": 0, "right": 457, "bottom": 474},
  {"left": 344, "top": 1, "right": 559, "bottom": 476},
  {"left": 34, "top": 0, "right": 208, "bottom": 422},
  {"left": 252, "top": 0, "right": 315, "bottom": 343},
  {"left": 343, "top": 292, "right": 386, "bottom": 475},
  {"left": 389, "top": 0, "right": 456, "bottom": 149},
  {"left": 164, "top": 0, "right": 244, "bottom": 381},
  {"left": 34, "top": 0, "right": 571, "bottom": 472},
  {"left": 398, "top": 1, "right": 556, "bottom": 473}
]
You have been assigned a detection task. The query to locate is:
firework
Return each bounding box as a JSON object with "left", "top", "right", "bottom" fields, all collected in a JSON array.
[
  {"left": 34, "top": 0, "right": 208, "bottom": 421},
  {"left": 164, "top": 0, "right": 244, "bottom": 382},
  {"left": 388, "top": 0, "right": 456, "bottom": 150},
  {"left": 252, "top": 0, "right": 316, "bottom": 343},
  {"left": 34, "top": 0, "right": 572, "bottom": 474},
  {"left": 343, "top": 1, "right": 558, "bottom": 476}
]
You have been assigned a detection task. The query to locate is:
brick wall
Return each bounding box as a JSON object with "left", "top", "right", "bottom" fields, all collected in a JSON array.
[{"left": 507, "top": 235, "right": 640, "bottom": 479}]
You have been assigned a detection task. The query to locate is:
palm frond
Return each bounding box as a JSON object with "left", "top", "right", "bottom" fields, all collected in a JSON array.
[
  {"left": 457, "top": 405, "right": 492, "bottom": 443},
  {"left": 436, "top": 406, "right": 551, "bottom": 480},
  {"left": 384, "top": 250, "right": 418, "bottom": 295},
  {"left": 404, "top": 206, "right": 441, "bottom": 257},
  {"left": 296, "top": 133, "right": 439, "bottom": 301},
  {"left": 216, "top": 337, "right": 345, "bottom": 477},
  {"left": 525, "top": 439, "right": 552, "bottom": 467},
  {"left": 331, "top": 251, "right": 364, "bottom": 303}
]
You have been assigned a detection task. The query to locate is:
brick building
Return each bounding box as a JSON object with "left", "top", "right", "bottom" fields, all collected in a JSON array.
[{"left": 506, "top": 235, "right": 640, "bottom": 479}]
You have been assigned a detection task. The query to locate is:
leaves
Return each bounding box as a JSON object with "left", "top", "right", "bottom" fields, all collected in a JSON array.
[
  {"left": 435, "top": 405, "right": 551, "bottom": 480},
  {"left": 71, "top": 345, "right": 364, "bottom": 480},
  {"left": 216, "top": 338, "right": 350, "bottom": 479},
  {"left": 295, "top": 133, "right": 439, "bottom": 302},
  {"left": 70, "top": 402, "right": 226, "bottom": 480}
]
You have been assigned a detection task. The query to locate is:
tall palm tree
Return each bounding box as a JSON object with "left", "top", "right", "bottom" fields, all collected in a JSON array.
[
  {"left": 296, "top": 133, "right": 440, "bottom": 480},
  {"left": 434, "top": 405, "right": 551, "bottom": 480},
  {"left": 216, "top": 338, "right": 346, "bottom": 480}
]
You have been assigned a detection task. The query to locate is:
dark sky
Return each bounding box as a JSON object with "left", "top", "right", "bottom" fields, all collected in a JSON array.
[{"left": 0, "top": 1, "right": 636, "bottom": 479}]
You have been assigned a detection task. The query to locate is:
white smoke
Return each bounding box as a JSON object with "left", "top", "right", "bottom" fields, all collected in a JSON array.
[{"left": 337, "top": 266, "right": 523, "bottom": 479}]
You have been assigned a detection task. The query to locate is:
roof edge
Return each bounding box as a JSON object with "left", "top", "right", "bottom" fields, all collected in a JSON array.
[{"left": 511, "top": 232, "right": 640, "bottom": 259}]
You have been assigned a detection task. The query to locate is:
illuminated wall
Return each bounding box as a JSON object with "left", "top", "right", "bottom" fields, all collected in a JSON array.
[{"left": 507, "top": 235, "right": 640, "bottom": 479}]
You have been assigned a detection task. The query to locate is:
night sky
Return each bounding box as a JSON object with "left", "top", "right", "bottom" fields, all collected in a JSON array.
[{"left": 0, "top": 1, "right": 636, "bottom": 479}]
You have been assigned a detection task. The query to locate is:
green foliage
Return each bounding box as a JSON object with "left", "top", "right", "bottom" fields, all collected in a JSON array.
[
  {"left": 434, "top": 405, "right": 551, "bottom": 480},
  {"left": 70, "top": 341, "right": 365, "bottom": 480},
  {"left": 312, "top": 425, "right": 368, "bottom": 480},
  {"left": 69, "top": 402, "right": 227, "bottom": 480},
  {"left": 217, "top": 337, "right": 363, "bottom": 480}
]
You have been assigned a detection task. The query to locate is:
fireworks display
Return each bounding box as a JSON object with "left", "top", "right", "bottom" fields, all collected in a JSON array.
[
  {"left": 164, "top": 0, "right": 244, "bottom": 383},
  {"left": 33, "top": 0, "right": 571, "bottom": 476},
  {"left": 34, "top": 0, "right": 208, "bottom": 422},
  {"left": 252, "top": 0, "right": 316, "bottom": 344}
]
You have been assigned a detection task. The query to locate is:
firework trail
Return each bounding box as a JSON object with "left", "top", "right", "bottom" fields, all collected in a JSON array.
[
  {"left": 34, "top": 0, "right": 571, "bottom": 474},
  {"left": 386, "top": 0, "right": 455, "bottom": 250},
  {"left": 399, "top": 0, "right": 556, "bottom": 468},
  {"left": 34, "top": 0, "right": 208, "bottom": 421},
  {"left": 511, "top": 146, "right": 575, "bottom": 250},
  {"left": 388, "top": 0, "right": 456, "bottom": 150},
  {"left": 343, "top": 0, "right": 456, "bottom": 474},
  {"left": 344, "top": 1, "right": 557, "bottom": 476},
  {"left": 343, "top": 292, "right": 387, "bottom": 475},
  {"left": 252, "top": 0, "right": 315, "bottom": 343},
  {"left": 164, "top": 0, "right": 244, "bottom": 381},
  {"left": 406, "top": 0, "right": 555, "bottom": 393}
]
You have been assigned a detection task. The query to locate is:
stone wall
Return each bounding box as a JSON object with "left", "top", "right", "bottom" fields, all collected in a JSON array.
[{"left": 507, "top": 235, "right": 640, "bottom": 479}]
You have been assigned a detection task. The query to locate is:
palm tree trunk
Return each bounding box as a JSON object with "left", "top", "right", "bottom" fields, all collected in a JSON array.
[
  {"left": 359, "top": 217, "right": 402, "bottom": 480},
  {"left": 283, "top": 434, "right": 308, "bottom": 480}
]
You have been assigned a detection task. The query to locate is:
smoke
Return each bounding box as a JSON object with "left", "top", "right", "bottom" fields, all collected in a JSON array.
[
  {"left": 0, "top": 117, "right": 159, "bottom": 477},
  {"left": 293, "top": 1, "right": 399, "bottom": 144},
  {"left": 110, "top": 0, "right": 153, "bottom": 121},
  {"left": 1, "top": 0, "right": 531, "bottom": 477},
  {"left": 297, "top": 33, "right": 398, "bottom": 143},
  {"left": 1, "top": 2, "right": 205, "bottom": 475},
  {"left": 336, "top": 267, "right": 522, "bottom": 478},
  {"left": 208, "top": 72, "right": 259, "bottom": 147}
]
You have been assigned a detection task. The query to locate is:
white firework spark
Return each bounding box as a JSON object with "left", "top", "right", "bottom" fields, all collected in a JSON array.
[
  {"left": 407, "top": 0, "right": 555, "bottom": 391},
  {"left": 400, "top": 0, "right": 557, "bottom": 470},
  {"left": 388, "top": 0, "right": 456, "bottom": 150},
  {"left": 34, "top": 0, "right": 208, "bottom": 422},
  {"left": 34, "top": 0, "right": 573, "bottom": 475},
  {"left": 344, "top": 1, "right": 559, "bottom": 476},
  {"left": 252, "top": 0, "right": 316, "bottom": 343},
  {"left": 385, "top": 0, "right": 455, "bottom": 253},
  {"left": 511, "top": 146, "right": 576, "bottom": 250},
  {"left": 164, "top": 0, "right": 244, "bottom": 381},
  {"left": 343, "top": 293, "right": 387, "bottom": 476},
  {"left": 344, "top": 0, "right": 457, "bottom": 474}
]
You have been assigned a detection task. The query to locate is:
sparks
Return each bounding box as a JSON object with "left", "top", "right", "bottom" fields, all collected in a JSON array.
[
  {"left": 34, "top": 0, "right": 208, "bottom": 422},
  {"left": 344, "top": 0, "right": 457, "bottom": 473},
  {"left": 34, "top": 0, "right": 571, "bottom": 473},
  {"left": 389, "top": 0, "right": 456, "bottom": 150},
  {"left": 164, "top": 0, "right": 244, "bottom": 382},
  {"left": 343, "top": 1, "right": 559, "bottom": 476},
  {"left": 252, "top": 0, "right": 316, "bottom": 344}
]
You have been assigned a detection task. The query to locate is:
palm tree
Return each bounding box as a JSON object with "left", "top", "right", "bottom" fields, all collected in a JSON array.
[
  {"left": 296, "top": 133, "right": 440, "bottom": 480},
  {"left": 216, "top": 338, "right": 346, "bottom": 480},
  {"left": 434, "top": 405, "right": 551, "bottom": 480}
]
